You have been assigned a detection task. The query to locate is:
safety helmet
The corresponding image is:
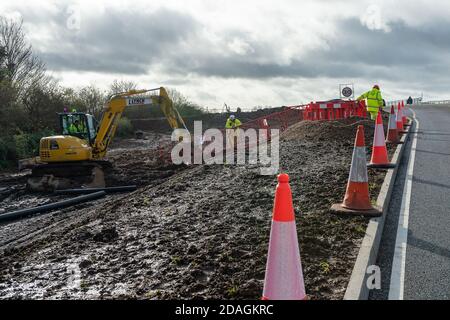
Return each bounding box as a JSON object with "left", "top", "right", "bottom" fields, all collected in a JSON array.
[
  {"left": 373, "top": 85, "right": 380, "bottom": 90},
  {"left": 230, "top": 115, "right": 236, "bottom": 120}
]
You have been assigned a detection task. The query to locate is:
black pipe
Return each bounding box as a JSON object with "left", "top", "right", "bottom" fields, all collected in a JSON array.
[
  {"left": 0, "top": 191, "right": 106, "bottom": 223},
  {"left": 53, "top": 185, "right": 137, "bottom": 195}
]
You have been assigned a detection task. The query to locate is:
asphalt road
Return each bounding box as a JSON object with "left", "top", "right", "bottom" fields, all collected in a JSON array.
[{"left": 371, "top": 104, "right": 450, "bottom": 300}]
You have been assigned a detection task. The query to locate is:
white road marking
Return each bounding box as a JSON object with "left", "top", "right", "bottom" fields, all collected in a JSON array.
[{"left": 388, "top": 109, "right": 419, "bottom": 300}]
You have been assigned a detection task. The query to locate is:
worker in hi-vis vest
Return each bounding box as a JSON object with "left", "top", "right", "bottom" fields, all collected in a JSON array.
[
  {"left": 225, "top": 115, "right": 242, "bottom": 149},
  {"left": 357, "top": 85, "right": 384, "bottom": 120}
]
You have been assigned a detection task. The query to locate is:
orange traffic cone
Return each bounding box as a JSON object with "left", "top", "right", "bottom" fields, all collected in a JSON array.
[
  {"left": 386, "top": 105, "right": 401, "bottom": 144},
  {"left": 368, "top": 112, "right": 395, "bottom": 169},
  {"left": 331, "top": 125, "right": 381, "bottom": 216},
  {"left": 402, "top": 102, "right": 410, "bottom": 127},
  {"left": 396, "top": 104, "right": 406, "bottom": 134},
  {"left": 262, "top": 174, "right": 307, "bottom": 300}
]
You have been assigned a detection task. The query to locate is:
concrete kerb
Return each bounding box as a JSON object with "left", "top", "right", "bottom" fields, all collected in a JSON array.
[{"left": 343, "top": 118, "right": 412, "bottom": 300}]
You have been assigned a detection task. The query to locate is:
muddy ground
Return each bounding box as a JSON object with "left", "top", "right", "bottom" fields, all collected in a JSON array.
[
  {"left": 0, "top": 116, "right": 395, "bottom": 300},
  {"left": 0, "top": 132, "right": 181, "bottom": 214},
  {"left": 0, "top": 132, "right": 183, "bottom": 248}
]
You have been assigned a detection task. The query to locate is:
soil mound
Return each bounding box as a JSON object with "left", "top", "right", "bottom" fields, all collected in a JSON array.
[{"left": 282, "top": 118, "right": 376, "bottom": 143}]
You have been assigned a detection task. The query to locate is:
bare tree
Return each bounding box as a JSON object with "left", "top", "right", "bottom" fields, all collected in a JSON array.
[
  {"left": 0, "top": 17, "right": 50, "bottom": 97},
  {"left": 78, "top": 85, "right": 106, "bottom": 117},
  {"left": 21, "top": 81, "right": 65, "bottom": 131},
  {"left": 108, "top": 79, "right": 137, "bottom": 96},
  {"left": 166, "top": 87, "right": 204, "bottom": 116},
  {"left": 167, "top": 88, "right": 189, "bottom": 106},
  {"left": 0, "top": 45, "right": 6, "bottom": 81}
]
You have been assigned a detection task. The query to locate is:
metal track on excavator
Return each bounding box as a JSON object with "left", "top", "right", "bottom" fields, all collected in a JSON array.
[
  {"left": 30, "top": 160, "right": 111, "bottom": 178},
  {"left": 28, "top": 160, "right": 112, "bottom": 192}
]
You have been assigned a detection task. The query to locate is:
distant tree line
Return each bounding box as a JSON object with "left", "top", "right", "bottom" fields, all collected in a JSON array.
[{"left": 0, "top": 17, "right": 204, "bottom": 168}]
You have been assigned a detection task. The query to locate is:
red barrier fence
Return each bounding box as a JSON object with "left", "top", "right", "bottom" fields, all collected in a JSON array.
[
  {"left": 299, "top": 100, "right": 367, "bottom": 121},
  {"left": 157, "top": 99, "right": 368, "bottom": 163},
  {"left": 239, "top": 99, "right": 367, "bottom": 134}
]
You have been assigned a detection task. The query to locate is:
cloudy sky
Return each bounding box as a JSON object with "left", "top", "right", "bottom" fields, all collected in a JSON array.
[{"left": 2, "top": 0, "right": 450, "bottom": 109}]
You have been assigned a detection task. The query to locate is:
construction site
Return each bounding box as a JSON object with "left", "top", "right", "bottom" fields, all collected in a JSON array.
[
  {"left": 2, "top": 1, "right": 450, "bottom": 307},
  {"left": 0, "top": 93, "right": 409, "bottom": 300}
]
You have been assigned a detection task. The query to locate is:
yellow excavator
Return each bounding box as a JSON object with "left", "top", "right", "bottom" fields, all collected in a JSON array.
[{"left": 19, "top": 87, "right": 186, "bottom": 191}]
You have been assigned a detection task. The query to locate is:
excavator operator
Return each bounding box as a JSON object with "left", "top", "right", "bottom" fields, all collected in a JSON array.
[
  {"left": 69, "top": 119, "right": 86, "bottom": 134},
  {"left": 68, "top": 119, "right": 82, "bottom": 134}
]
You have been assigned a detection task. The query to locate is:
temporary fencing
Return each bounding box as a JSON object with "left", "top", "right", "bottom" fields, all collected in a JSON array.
[
  {"left": 302, "top": 100, "right": 367, "bottom": 121},
  {"left": 238, "top": 100, "right": 368, "bottom": 136},
  {"left": 157, "top": 99, "right": 369, "bottom": 163}
]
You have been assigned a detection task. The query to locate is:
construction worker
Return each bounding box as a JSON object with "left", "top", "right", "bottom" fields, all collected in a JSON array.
[
  {"left": 225, "top": 114, "right": 242, "bottom": 130},
  {"left": 78, "top": 118, "right": 87, "bottom": 133},
  {"left": 68, "top": 120, "right": 82, "bottom": 134},
  {"left": 225, "top": 115, "right": 242, "bottom": 149},
  {"left": 357, "top": 85, "right": 384, "bottom": 120},
  {"left": 407, "top": 96, "right": 413, "bottom": 105}
]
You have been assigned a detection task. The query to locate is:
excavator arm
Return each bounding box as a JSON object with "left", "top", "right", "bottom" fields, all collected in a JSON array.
[{"left": 92, "top": 87, "right": 186, "bottom": 159}]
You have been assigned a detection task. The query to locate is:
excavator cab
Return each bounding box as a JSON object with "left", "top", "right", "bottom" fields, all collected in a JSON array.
[{"left": 59, "top": 112, "right": 98, "bottom": 145}]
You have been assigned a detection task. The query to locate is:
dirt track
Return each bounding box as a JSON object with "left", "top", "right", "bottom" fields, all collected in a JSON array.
[{"left": 0, "top": 117, "right": 394, "bottom": 300}]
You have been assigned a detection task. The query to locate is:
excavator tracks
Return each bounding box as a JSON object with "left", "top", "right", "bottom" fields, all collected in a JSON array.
[{"left": 28, "top": 161, "right": 113, "bottom": 192}]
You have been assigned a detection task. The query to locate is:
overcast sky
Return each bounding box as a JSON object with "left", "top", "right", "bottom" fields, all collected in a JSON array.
[{"left": 2, "top": 0, "right": 450, "bottom": 109}]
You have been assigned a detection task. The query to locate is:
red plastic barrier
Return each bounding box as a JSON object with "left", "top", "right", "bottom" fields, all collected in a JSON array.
[{"left": 301, "top": 100, "right": 367, "bottom": 121}]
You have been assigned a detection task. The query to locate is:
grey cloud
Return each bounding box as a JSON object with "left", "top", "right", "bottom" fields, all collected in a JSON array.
[
  {"left": 312, "top": 18, "right": 450, "bottom": 68},
  {"left": 16, "top": 5, "right": 450, "bottom": 84},
  {"left": 166, "top": 17, "right": 450, "bottom": 81},
  {"left": 28, "top": 6, "right": 200, "bottom": 74}
]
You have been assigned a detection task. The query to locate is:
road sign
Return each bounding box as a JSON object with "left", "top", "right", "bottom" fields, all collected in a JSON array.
[{"left": 340, "top": 84, "right": 354, "bottom": 99}]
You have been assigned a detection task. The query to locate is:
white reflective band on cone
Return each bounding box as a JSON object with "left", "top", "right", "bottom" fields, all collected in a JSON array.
[
  {"left": 349, "top": 147, "right": 368, "bottom": 183},
  {"left": 263, "top": 221, "right": 306, "bottom": 300},
  {"left": 389, "top": 115, "right": 397, "bottom": 127},
  {"left": 374, "top": 124, "right": 386, "bottom": 146}
]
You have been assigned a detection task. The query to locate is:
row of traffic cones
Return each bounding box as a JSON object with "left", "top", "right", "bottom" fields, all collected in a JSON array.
[
  {"left": 387, "top": 102, "right": 408, "bottom": 144},
  {"left": 331, "top": 125, "right": 382, "bottom": 216},
  {"left": 369, "top": 101, "right": 410, "bottom": 168},
  {"left": 261, "top": 104, "right": 410, "bottom": 300},
  {"left": 368, "top": 111, "right": 396, "bottom": 169},
  {"left": 331, "top": 103, "right": 410, "bottom": 217}
]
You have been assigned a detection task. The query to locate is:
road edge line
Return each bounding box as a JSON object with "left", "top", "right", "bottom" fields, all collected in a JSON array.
[
  {"left": 388, "top": 109, "right": 419, "bottom": 300},
  {"left": 343, "top": 118, "right": 412, "bottom": 300}
]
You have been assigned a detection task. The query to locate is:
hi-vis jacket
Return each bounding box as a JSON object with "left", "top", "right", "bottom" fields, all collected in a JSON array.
[
  {"left": 225, "top": 118, "right": 242, "bottom": 129},
  {"left": 358, "top": 88, "right": 383, "bottom": 111}
]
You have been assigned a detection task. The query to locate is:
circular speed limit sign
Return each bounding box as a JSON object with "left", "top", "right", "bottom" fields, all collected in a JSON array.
[{"left": 341, "top": 86, "right": 353, "bottom": 98}]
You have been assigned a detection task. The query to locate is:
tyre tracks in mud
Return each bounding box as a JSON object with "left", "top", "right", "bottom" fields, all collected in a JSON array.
[{"left": 0, "top": 164, "right": 200, "bottom": 252}]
